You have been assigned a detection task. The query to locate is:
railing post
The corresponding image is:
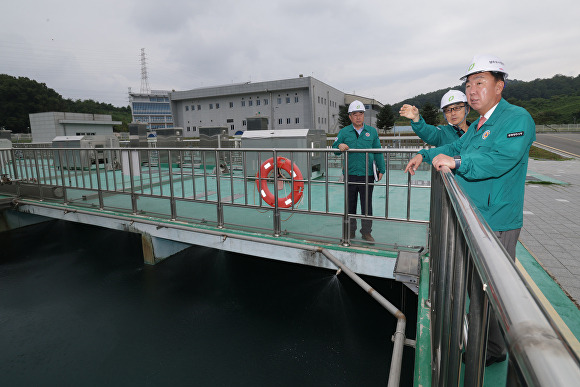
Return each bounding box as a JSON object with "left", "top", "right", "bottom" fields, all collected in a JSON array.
[
  {"left": 126, "top": 149, "right": 138, "bottom": 215},
  {"left": 431, "top": 172, "right": 451, "bottom": 386},
  {"left": 272, "top": 150, "right": 281, "bottom": 237},
  {"left": 448, "top": 223, "right": 468, "bottom": 385},
  {"left": 215, "top": 149, "right": 224, "bottom": 228},
  {"left": 168, "top": 150, "right": 177, "bottom": 221},
  {"left": 464, "top": 263, "right": 489, "bottom": 387},
  {"left": 94, "top": 149, "right": 104, "bottom": 210},
  {"left": 57, "top": 150, "right": 68, "bottom": 204},
  {"left": 439, "top": 197, "right": 457, "bottom": 386},
  {"left": 342, "top": 151, "right": 350, "bottom": 246}
]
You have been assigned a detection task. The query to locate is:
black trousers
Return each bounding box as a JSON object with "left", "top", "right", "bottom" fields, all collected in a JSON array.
[{"left": 347, "top": 175, "right": 374, "bottom": 235}]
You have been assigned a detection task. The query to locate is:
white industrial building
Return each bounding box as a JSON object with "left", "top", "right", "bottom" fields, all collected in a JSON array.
[
  {"left": 29, "top": 112, "right": 121, "bottom": 143},
  {"left": 169, "top": 76, "right": 383, "bottom": 137}
]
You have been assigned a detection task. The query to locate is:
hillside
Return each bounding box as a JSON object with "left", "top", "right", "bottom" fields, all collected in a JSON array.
[{"left": 393, "top": 74, "right": 580, "bottom": 125}]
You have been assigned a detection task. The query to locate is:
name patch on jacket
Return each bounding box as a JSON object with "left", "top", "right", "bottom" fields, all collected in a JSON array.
[{"left": 507, "top": 131, "right": 524, "bottom": 138}]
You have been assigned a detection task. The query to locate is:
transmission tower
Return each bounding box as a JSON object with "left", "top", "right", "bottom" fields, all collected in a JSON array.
[{"left": 140, "top": 48, "right": 151, "bottom": 94}]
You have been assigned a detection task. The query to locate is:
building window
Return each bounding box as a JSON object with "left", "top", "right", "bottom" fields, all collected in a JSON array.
[
  {"left": 191, "top": 105, "right": 195, "bottom": 110},
  {"left": 242, "top": 120, "right": 247, "bottom": 126},
  {"left": 256, "top": 99, "right": 261, "bottom": 106},
  {"left": 197, "top": 105, "right": 201, "bottom": 110},
  {"left": 277, "top": 97, "right": 282, "bottom": 104},
  {"left": 229, "top": 102, "right": 234, "bottom": 108},
  {"left": 295, "top": 117, "right": 299, "bottom": 124},
  {"left": 185, "top": 105, "right": 189, "bottom": 111},
  {"left": 318, "top": 117, "right": 321, "bottom": 124},
  {"left": 227, "top": 119, "right": 234, "bottom": 123},
  {"left": 249, "top": 100, "right": 253, "bottom": 107},
  {"left": 192, "top": 126, "right": 197, "bottom": 132},
  {"left": 216, "top": 103, "right": 220, "bottom": 109},
  {"left": 318, "top": 96, "right": 320, "bottom": 103},
  {"left": 241, "top": 101, "right": 246, "bottom": 107},
  {"left": 286, "top": 97, "right": 290, "bottom": 103},
  {"left": 294, "top": 96, "right": 299, "bottom": 103},
  {"left": 286, "top": 118, "right": 291, "bottom": 124},
  {"left": 231, "top": 125, "right": 235, "bottom": 130},
  {"left": 278, "top": 118, "right": 283, "bottom": 125},
  {"left": 209, "top": 104, "right": 213, "bottom": 109},
  {"left": 264, "top": 99, "right": 268, "bottom": 105}
]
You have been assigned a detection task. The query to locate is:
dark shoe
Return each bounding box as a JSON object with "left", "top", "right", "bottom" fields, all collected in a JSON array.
[
  {"left": 361, "top": 233, "right": 375, "bottom": 243},
  {"left": 485, "top": 354, "right": 507, "bottom": 367}
]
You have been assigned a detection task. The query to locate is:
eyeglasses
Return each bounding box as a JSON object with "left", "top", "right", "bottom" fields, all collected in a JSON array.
[{"left": 443, "top": 105, "right": 465, "bottom": 114}]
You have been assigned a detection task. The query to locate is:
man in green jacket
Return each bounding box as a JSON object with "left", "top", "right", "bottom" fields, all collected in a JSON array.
[
  {"left": 399, "top": 90, "right": 471, "bottom": 146},
  {"left": 405, "top": 54, "right": 536, "bottom": 365},
  {"left": 333, "top": 100, "right": 386, "bottom": 242}
]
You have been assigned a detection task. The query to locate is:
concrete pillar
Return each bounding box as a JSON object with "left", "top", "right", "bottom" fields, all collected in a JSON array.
[{"left": 141, "top": 233, "right": 191, "bottom": 265}]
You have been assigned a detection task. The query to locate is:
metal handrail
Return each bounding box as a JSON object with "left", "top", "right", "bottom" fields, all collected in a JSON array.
[
  {"left": 0, "top": 146, "right": 429, "bottom": 250},
  {"left": 430, "top": 167, "right": 580, "bottom": 386}
]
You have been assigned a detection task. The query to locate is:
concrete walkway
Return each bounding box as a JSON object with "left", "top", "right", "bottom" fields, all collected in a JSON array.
[{"left": 521, "top": 157, "right": 580, "bottom": 305}]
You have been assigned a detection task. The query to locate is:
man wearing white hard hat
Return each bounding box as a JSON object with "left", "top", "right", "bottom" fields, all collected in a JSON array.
[
  {"left": 333, "top": 100, "right": 385, "bottom": 243},
  {"left": 405, "top": 54, "right": 536, "bottom": 366},
  {"left": 399, "top": 90, "right": 472, "bottom": 146}
]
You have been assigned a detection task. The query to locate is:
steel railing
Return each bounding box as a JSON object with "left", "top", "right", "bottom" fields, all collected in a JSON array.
[
  {"left": 429, "top": 167, "right": 580, "bottom": 386},
  {"left": 0, "top": 146, "right": 429, "bottom": 251}
]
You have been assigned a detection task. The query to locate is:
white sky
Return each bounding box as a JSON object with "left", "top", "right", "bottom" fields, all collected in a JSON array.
[{"left": 1, "top": 0, "right": 579, "bottom": 107}]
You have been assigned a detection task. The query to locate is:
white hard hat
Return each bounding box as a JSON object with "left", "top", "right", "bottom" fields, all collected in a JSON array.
[
  {"left": 348, "top": 100, "right": 365, "bottom": 113},
  {"left": 461, "top": 54, "right": 508, "bottom": 81},
  {"left": 440, "top": 90, "right": 467, "bottom": 109}
]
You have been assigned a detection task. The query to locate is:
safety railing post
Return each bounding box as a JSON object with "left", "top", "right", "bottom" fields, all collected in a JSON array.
[
  {"left": 430, "top": 180, "right": 451, "bottom": 386},
  {"left": 94, "top": 148, "right": 104, "bottom": 210},
  {"left": 272, "top": 150, "right": 281, "bottom": 237},
  {"left": 342, "top": 151, "right": 350, "bottom": 246},
  {"left": 448, "top": 223, "right": 469, "bottom": 385},
  {"left": 464, "top": 264, "right": 489, "bottom": 387},
  {"left": 126, "top": 149, "right": 138, "bottom": 215},
  {"left": 215, "top": 149, "right": 224, "bottom": 228}
]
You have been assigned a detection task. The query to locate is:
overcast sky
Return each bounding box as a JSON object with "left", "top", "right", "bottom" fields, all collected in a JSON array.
[{"left": 1, "top": 0, "right": 579, "bottom": 108}]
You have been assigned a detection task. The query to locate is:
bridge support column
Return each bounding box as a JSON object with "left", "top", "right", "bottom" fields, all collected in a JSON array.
[{"left": 141, "top": 233, "right": 191, "bottom": 265}]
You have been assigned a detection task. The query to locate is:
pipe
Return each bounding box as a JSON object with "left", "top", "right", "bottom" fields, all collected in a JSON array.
[
  {"left": 12, "top": 199, "right": 407, "bottom": 386},
  {"left": 320, "top": 247, "right": 406, "bottom": 387}
]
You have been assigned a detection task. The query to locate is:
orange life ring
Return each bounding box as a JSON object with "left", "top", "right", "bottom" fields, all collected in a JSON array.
[{"left": 256, "top": 157, "right": 304, "bottom": 208}]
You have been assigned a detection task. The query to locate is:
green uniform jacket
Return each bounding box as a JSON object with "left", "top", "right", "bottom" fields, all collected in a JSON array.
[
  {"left": 332, "top": 124, "right": 386, "bottom": 176},
  {"left": 418, "top": 98, "right": 536, "bottom": 231},
  {"left": 411, "top": 116, "right": 467, "bottom": 147}
]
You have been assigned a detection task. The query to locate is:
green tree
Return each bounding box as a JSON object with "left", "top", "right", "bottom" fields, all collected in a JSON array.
[
  {"left": 338, "top": 105, "right": 351, "bottom": 128},
  {"left": 376, "top": 104, "right": 395, "bottom": 134},
  {"left": 420, "top": 102, "right": 439, "bottom": 125}
]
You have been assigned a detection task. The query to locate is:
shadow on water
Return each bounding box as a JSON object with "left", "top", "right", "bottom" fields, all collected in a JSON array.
[{"left": 0, "top": 220, "right": 416, "bottom": 386}]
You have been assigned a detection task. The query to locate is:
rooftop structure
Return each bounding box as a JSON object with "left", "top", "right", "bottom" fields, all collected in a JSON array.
[{"left": 29, "top": 112, "right": 120, "bottom": 143}]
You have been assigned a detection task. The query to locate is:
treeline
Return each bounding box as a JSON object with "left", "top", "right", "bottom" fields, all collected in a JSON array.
[
  {"left": 393, "top": 74, "right": 580, "bottom": 125},
  {"left": 2, "top": 72, "right": 579, "bottom": 134},
  {"left": 0, "top": 74, "right": 131, "bottom": 133}
]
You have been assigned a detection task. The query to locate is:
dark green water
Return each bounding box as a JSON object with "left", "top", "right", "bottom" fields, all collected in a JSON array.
[{"left": 0, "top": 220, "right": 416, "bottom": 386}]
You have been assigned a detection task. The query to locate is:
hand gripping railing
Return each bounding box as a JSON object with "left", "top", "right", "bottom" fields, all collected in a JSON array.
[{"left": 429, "top": 167, "right": 580, "bottom": 386}]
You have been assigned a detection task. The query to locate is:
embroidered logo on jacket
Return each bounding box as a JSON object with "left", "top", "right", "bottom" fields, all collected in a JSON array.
[
  {"left": 482, "top": 130, "right": 491, "bottom": 140},
  {"left": 507, "top": 131, "right": 524, "bottom": 138},
  {"left": 365, "top": 132, "right": 370, "bottom": 137}
]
